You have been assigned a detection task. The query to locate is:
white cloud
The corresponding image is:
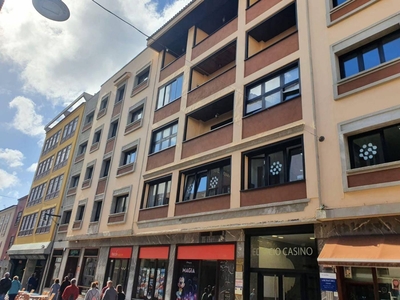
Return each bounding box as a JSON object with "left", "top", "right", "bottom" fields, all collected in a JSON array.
[
  {"left": 27, "top": 162, "right": 38, "bottom": 172},
  {"left": 0, "top": 169, "right": 19, "bottom": 191},
  {"left": 0, "top": 0, "right": 192, "bottom": 104},
  {"left": 9, "top": 96, "right": 45, "bottom": 137},
  {"left": 0, "top": 148, "right": 25, "bottom": 167}
]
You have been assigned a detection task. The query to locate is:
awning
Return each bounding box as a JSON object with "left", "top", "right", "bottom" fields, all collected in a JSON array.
[
  {"left": 318, "top": 236, "right": 400, "bottom": 267},
  {"left": 8, "top": 242, "right": 52, "bottom": 260}
]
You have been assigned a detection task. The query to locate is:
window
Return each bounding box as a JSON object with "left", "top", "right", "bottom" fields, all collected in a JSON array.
[
  {"left": 42, "top": 130, "right": 61, "bottom": 153},
  {"left": 137, "top": 68, "right": 150, "bottom": 86},
  {"left": 145, "top": 178, "right": 171, "bottom": 208},
  {"left": 93, "top": 130, "right": 102, "bottom": 144},
  {"left": 14, "top": 211, "right": 22, "bottom": 226},
  {"left": 54, "top": 145, "right": 72, "bottom": 167},
  {"left": 246, "top": 137, "right": 304, "bottom": 189},
  {"left": 35, "top": 156, "right": 54, "bottom": 178},
  {"left": 109, "top": 120, "right": 119, "bottom": 139},
  {"left": 122, "top": 148, "right": 137, "bottom": 166},
  {"left": 36, "top": 207, "right": 55, "bottom": 233},
  {"left": 340, "top": 30, "right": 400, "bottom": 79},
  {"left": 85, "top": 166, "right": 94, "bottom": 180},
  {"left": 112, "top": 195, "right": 127, "bottom": 214},
  {"left": 61, "top": 210, "right": 71, "bottom": 224},
  {"left": 46, "top": 174, "right": 64, "bottom": 199},
  {"left": 27, "top": 183, "right": 47, "bottom": 206},
  {"left": 85, "top": 112, "right": 94, "bottom": 125},
  {"left": 76, "top": 205, "right": 85, "bottom": 221},
  {"left": 62, "top": 117, "right": 79, "bottom": 140},
  {"left": 245, "top": 63, "right": 300, "bottom": 114},
  {"left": 150, "top": 122, "right": 178, "bottom": 154},
  {"left": 183, "top": 159, "right": 231, "bottom": 201},
  {"left": 348, "top": 123, "right": 400, "bottom": 169},
  {"left": 128, "top": 107, "right": 143, "bottom": 124},
  {"left": 91, "top": 201, "right": 103, "bottom": 222},
  {"left": 100, "top": 97, "right": 109, "bottom": 110},
  {"left": 70, "top": 174, "right": 80, "bottom": 188},
  {"left": 156, "top": 75, "right": 183, "bottom": 109},
  {"left": 78, "top": 142, "right": 88, "bottom": 155},
  {"left": 115, "top": 84, "right": 126, "bottom": 103},
  {"left": 18, "top": 213, "right": 38, "bottom": 236},
  {"left": 332, "top": 0, "right": 347, "bottom": 8},
  {"left": 101, "top": 159, "right": 111, "bottom": 178}
]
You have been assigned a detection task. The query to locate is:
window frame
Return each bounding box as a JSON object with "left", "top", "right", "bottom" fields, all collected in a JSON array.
[
  {"left": 136, "top": 68, "right": 150, "bottom": 86},
  {"left": 150, "top": 122, "right": 178, "bottom": 154},
  {"left": 129, "top": 106, "right": 143, "bottom": 125},
  {"left": 36, "top": 207, "right": 55, "bottom": 233},
  {"left": 61, "top": 210, "right": 72, "bottom": 225},
  {"left": 78, "top": 142, "right": 88, "bottom": 155},
  {"left": 112, "top": 195, "right": 128, "bottom": 214},
  {"left": 62, "top": 117, "right": 79, "bottom": 140},
  {"left": 85, "top": 165, "right": 94, "bottom": 180},
  {"left": 108, "top": 119, "right": 119, "bottom": 139},
  {"left": 91, "top": 200, "right": 103, "bottom": 222},
  {"left": 54, "top": 144, "right": 72, "bottom": 168},
  {"left": 144, "top": 177, "right": 171, "bottom": 209},
  {"left": 45, "top": 174, "right": 64, "bottom": 200},
  {"left": 76, "top": 205, "right": 85, "bottom": 221},
  {"left": 14, "top": 211, "right": 23, "bottom": 226},
  {"left": 101, "top": 158, "right": 111, "bottom": 178},
  {"left": 18, "top": 213, "right": 38, "bottom": 237},
  {"left": 100, "top": 96, "right": 109, "bottom": 110},
  {"left": 93, "top": 129, "right": 102, "bottom": 144},
  {"left": 115, "top": 83, "right": 126, "bottom": 104},
  {"left": 156, "top": 75, "right": 183, "bottom": 110},
  {"left": 27, "top": 182, "right": 47, "bottom": 206},
  {"left": 70, "top": 174, "right": 80, "bottom": 188}
]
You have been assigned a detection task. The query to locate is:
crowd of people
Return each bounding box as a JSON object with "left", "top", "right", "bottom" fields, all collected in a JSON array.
[{"left": 0, "top": 272, "right": 125, "bottom": 300}]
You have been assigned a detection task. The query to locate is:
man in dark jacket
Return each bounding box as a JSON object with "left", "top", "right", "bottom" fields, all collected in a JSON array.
[{"left": 0, "top": 272, "right": 12, "bottom": 300}]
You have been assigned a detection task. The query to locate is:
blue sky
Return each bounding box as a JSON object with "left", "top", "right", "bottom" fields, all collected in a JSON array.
[{"left": 0, "top": 0, "right": 190, "bottom": 208}]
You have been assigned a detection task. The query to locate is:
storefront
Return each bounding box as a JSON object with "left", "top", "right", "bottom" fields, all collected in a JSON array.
[
  {"left": 173, "top": 244, "right": 236, "bottom": 300},
  {"left": 63, "top": 249, "right": 81, "bottom": 279},
  {"left": 104, "top": 247, "right": 132, "bottom": 291},
  {"left": 79, "top": 249, "right": 99, "bottom": 290},
  {"left": 244, "top": 225, "right": 320, "bottom": 300},
  {"left": 45, "top": 249, "right": 63, "bottom": 287},
  {"left": 133, "top": 246, "right": 169, "bottom": 300}
]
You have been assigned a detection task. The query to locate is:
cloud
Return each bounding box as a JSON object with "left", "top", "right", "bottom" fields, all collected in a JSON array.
[
  {"left": 0, "top": 169, "right": 19, "bottom": 191},
  {"left": 0, "top": 148, "right": 25, "bottom": 167},
  {"left": 0, "top": 0, "right": 192, "bottom": 104},
  {"left": 9, "top": 96, "right": 45, "bottom": 137},
  {"left": 27, "top": 162, "right": 38, "bottom": 172}
]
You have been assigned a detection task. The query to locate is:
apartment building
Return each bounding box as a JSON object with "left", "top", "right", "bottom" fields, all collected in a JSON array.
[
  {"left": 309, "top": 0, "right": 400, "bottom": 299},
  {"left": 0, "top": 195, "right": 27, "bottom": 276},
  {"left": 7, "top": 94, "right": 91, "bottom": 290},
  {"left": 0, "top": 204, "right": 17, "bottom": 274}
]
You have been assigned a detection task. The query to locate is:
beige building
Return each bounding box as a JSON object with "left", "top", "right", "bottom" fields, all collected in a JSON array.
[{"left": 0, "top": 205, "right": 17, "bottom": 275}]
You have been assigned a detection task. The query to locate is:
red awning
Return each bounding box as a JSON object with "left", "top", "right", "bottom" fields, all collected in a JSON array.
[{"left": 177, "top": 244, "right": 235, "bottom": 260}]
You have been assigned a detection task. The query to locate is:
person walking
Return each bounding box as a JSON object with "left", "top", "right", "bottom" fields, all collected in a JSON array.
[
  {"left": 8, "top": 276, "right": 21, "bottom": 300},
  {"left": 50, "top": 278, "right": 61, "bottom": 300},
  {"left": 27, "top": 274, "right": 38, "bottom": 293},
  {"left": 0, "top": 272, "right": 12, "bottom": 300},
  {"left": 102, "top": 281, "right": 117, "bottom": 300},
  {"left": 58, "top": 277, "right": 70, "bottom": 300},
  {"left": 116, "top": 285, "right": 124, "bottom": 300},
  {"left": 62, "top": 278, "right": 79, "bottom": 300},
  {"left": 100, "top": 281, "right": 112, "bottom": 300},
  {"left": 84, "top": 282, "right": 100, "bottom": 300}
]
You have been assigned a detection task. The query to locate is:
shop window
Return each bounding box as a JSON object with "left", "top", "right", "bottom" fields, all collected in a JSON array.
[
  {"left": 150, "top": 122, "right": 178, "bottom": 154},
  {"left": 76, "top": 205, "right": 85, "bottom": 221},
  {"left": 144, "top": 177, "right": 171, "bottom": 208},
  {"left": 245, "top": 137, "right": 304, "bottom": 189},
  {"left": 339, "top": 30, "right": 400, "bottom": 79},
  {"left": 79, "top": 249, "right": 99, "bottom": 289},
  {"left": 182, "top": 159, "right": 231, "bottom": 201},
  {"left": 91, "top": 201, "right": 102, "bottom": 222},
  {"left": 245, "top": 63, "right": 300, "bottom": 115},
  {"left": 115, "top": 84, "right": 126, "bottom": 103},
  {"left": 135, "top": 259, "right": 168, "bottom": 299},
  {"left": 156, "top": 75, "right": 183, "bottom": 109},
  {"left": 348, "top": 123, "right": 400, "bottom": 169},
  {"left": 105, "top": 247, "right": 132, "bottom": 293}
]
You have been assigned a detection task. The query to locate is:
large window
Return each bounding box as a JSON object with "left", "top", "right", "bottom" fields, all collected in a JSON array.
[
  {"left": 36, "top": 207, "right": 55, "bottom": 233},
  {"left": 91, "top": 201, "right": 103, "bottom": 222},
  {"left": 35, "top": 156, "right": 54, "bottom": 178},
  {"left": 54, "top": 144, "right": 72, "bottom": 168},
  {"left": 339, "top": 30, "right": 400, "bottom": 79},
  {"left": 150, "top": 122, "right": 178, "bottom": 154},
  {"left": 62, "top": 117, "right": 79, "bottom": 140},
  {"left": 156, "top": 75, "right": 183, "bottom": 109},
  {"left": 245, "top": 137, "right": 304, "bottom": 189},
  {"left": 108, "top": 120, "right": 119, "bottom": 139},
  {"left": 27, "top": 183, "right": 47, "bottom": 207},
  {"left": 42, "top": 130, "right": 61, "bottom": 154},
  {"left": 348, "top": 123, "right": 400, "bottom": 169},
  {"left": 18, "top": 213, "right": 38, "bottom": 236},
  {"left": 145, "top": 178, "right": 171, "bottom": 208},
  {"left": 183, "top": 159, "right": 231, "bottom": 201},
  {"left": 245, "top": 63, "right": 300, "bottom": 114},
  {"left": 46, "top": 174, "right": 64, "bottom": 200}
]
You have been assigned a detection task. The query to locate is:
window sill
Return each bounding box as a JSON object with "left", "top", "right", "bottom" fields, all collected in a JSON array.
[
  {"left": 82, "top": 122, "right": 92, "bottom": 133},
  {"left": 328, "top": 0, "right": 379, "bottom": 26},
  {"left": 131, "top": 79, "right": 149, "bottom": 97},
  {"left": 82, "top": 179, "right": 92, "bottom": 189},
  {"left": 347, "top": 160, "right": 400, "bottom": 176},
  {"left": 107, "top": 212, "right": 126, "bottom": 225},
  {"left": 335, "top": 57, "right": 400, "bottom": 99},
  {"left": 72, "top": 220, "right": 82, "bottom": 230},
  {"left": 60, "top": 133, "right": 74, "bottom": 145},
  {"left": 141, "top": 204, "right": 169, "bottom": 211},
  {"left": 90, "top": 142, "right": 100, "bottom": 153},
  {"left": 26, "top": 198, "right": 43, "bottom": 207},
  {"left": 97, "top": 108, "right": 107, "bottom": 120},
  {"left": 116, "top": 163, "right": 135, "bottom": 177},
  {"left": 124, "top": 119, "right": 143, "bottom": 135}
]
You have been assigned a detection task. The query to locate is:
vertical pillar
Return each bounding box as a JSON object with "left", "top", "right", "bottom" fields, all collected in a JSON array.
[
  {"left": 95, "top": 247, "right": 109, "bottom": 289},
  {"left": 125, "top": 246, "right": 139, "bottom": 299},
  {"left": 165, "top": 244, "right": 176, "bottom": 299}
]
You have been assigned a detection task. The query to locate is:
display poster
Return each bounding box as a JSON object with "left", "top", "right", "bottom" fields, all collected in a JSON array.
[
  {"left": 175, "top": 261, "right": 199, "bottom": 300},
  {"left": 136, "top": 267, "right": 150, "bottom": 298},
  {"left": 154, "top": 268, "right": 166, "bottom": 300}
]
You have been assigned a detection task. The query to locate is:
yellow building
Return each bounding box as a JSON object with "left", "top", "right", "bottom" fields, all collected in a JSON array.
[{"left": 8, "top": 94, "right": 90, "bottom": 290}]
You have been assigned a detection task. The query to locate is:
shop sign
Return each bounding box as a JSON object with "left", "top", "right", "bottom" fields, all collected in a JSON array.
[
  {"left": 320, "top": 273, "right": 337, "bottom": 292},
  {"left": 253, "top": 246, "right": 314, "bottom": 256},
  {"left": 109, "top": 247, "right": 132, "bottom": 259},
  {"left": 69, "top": 249, "right": 80, "bottom": 257}
]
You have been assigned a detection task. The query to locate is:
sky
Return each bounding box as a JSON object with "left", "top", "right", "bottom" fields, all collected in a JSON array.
[{"left": 0, "top": 0, "right": 191, "bottom": 209}]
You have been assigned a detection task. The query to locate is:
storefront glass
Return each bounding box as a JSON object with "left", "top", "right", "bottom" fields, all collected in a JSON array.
[
  {"left": 105, "top": 247, "right": 132, "bottom": 292},
  {"left": 79, "top": 249, "right": 99, "bottom": 290},
  {"left": 135, "top": 259, "right": 167, "bottom": 300}
]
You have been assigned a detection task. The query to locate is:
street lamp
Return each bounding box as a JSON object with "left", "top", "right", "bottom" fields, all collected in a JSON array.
[{"left": 32, "top": 0, "right": 70, "bottom": 21}]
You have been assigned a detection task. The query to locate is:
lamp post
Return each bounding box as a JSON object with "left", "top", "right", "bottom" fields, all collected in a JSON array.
[{"left": 32, "top": 0, "right": 70, "bottom": 21}]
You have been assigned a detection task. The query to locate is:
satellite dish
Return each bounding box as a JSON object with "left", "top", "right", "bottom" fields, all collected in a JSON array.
[{"left": 32, "top": 0, "right": 70, "bottom": 22}]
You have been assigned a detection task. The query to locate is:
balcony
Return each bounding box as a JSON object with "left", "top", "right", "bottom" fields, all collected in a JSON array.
[
  {"left": 153, "top": 98, "right": 181, "bottom": 124},
  {"left": 245, "top": 3, "right": 298, "bottom": 77},
  {"left": 138, "top": 205, "right": 168, "bottom": 222},
  {"left": 96, "top": 177, "right": 107, "bottom": 195},
  {"left": 146, "top": 147, "right": 175, "bottom": 171},
  {"left": 246, "top": 0, "right": 283, "bottom": 23},
  {"left": 159, "top": 54, "right": 186, "bottom": 82},
  {"left": 240, "top": 181, "right": 306, "bottom": 207},
  {"left": 175, "top": 194, "right": 230, "bottom": 216},
  {"left": 242, "top": 96, "right": 302, "bottom": 139}
]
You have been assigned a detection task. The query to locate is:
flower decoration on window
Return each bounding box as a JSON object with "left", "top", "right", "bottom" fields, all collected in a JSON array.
[
  {"left": 209, "top": 176, "right": 219, "bottom": 189},
  {"left": 359, "top": 143, "right": 378, "bottom": 161},
  {"left": 270, "top": 161, "right": 282, "bottom": 175}
]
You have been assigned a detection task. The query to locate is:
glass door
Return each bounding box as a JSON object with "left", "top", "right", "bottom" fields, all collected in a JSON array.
[{"left": 262, "top": 273, "right": 304, "bottom": 300}]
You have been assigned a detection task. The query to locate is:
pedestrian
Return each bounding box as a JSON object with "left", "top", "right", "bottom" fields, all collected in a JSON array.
[
  {"left": 50, "top": 279, "right": 61, "bottom": 300},
  {"left": 27, "top": 273, "right": 38, "bottom": 292},
  {"left": 62, "top": 278, "right": 79, "bottom": 300},
  {"left": 7, "top": 276, "right": 20, "bottom": 300},
  {"left": 58, "top": 276, "right": 70, "bottom": 300},
  {"left": 102, "top": 281, "right": 117, "bottom": 300},
  {"left": 116, "top": 285, "right": 124, "bottom": 300},
  {"left": 84, "top": 282, "right": 100, "bottom": 300},
  {"left": 0, "top": 272, "right": 12, "bottom": 300},
  {"left": 100, "top": 281, "right": 112, "bottom": 300}
]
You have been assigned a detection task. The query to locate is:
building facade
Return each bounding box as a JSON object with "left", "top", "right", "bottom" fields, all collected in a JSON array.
[
  {"left": 0, "top": 204, "right": 17, "bottom": 275},
  {"left": 8, "top": 94, "right": 90, "bottom": 291}
]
